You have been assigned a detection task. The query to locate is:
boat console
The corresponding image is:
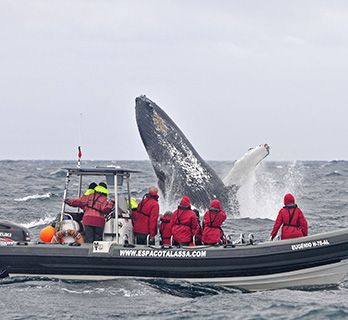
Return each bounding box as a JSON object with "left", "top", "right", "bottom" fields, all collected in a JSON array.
[{"left": 59, "top": 166, "right": 140, "bottom": 245}]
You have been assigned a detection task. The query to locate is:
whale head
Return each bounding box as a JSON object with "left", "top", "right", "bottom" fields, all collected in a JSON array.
[{"left": 135, "top": 95, "right": 227, "bottom": 209}]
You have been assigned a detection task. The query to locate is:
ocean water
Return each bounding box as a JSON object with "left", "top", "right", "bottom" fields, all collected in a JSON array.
[{"left": 0, "top": 160, "right": 347, "bottom": 320}]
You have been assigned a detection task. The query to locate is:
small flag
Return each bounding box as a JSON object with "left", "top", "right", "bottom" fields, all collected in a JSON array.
[{"left": 78, "top": 146, "right": 82, "bottom": 160}]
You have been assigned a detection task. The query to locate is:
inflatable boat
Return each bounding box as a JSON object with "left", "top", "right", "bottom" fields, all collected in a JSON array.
[{"left": 0, "top": 167, "right": 347, "bottom": 291}]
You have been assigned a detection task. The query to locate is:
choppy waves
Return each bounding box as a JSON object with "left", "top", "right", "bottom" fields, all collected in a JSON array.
[
  {"left": 325, "top": 170, "right": 342, "bottom": 177},
  {"left": 1, "top": 160, "right": 348, "bottom": 320},
  {"left": 1, "top": 276, "right": 347, "bottom": 320},
  {"left": 14, "top": 192, "right": 52, "bottom": 202}
]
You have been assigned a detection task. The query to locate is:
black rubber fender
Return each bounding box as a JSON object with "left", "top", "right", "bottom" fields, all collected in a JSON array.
[{"left": 0, "top": 266, "right": 9, "bottom": 279}]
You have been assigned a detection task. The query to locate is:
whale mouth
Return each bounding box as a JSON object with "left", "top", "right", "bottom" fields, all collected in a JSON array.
[{"left": 136, "top": 95, "right": 154, "bottom": 111}]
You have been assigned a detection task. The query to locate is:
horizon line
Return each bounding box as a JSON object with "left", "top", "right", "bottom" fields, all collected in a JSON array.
[{"left": 0, "top": 158, "right": 347, "bottom": 162}]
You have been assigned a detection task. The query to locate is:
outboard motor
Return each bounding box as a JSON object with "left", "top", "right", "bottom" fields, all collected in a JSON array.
[{"left": 0, "top": 220, "right": 31, "bottom": 242}]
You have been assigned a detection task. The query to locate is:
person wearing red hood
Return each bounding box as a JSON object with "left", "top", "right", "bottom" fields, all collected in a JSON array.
[
  {"left": 159, "top": 211, "right": 172, "bottom": 246},
  {"left": 171, "top": 196, "right": 200, "bottom": 246},
  {"left": 132, "top": 186, "right": 160, "bottom": 245},
  {"left": 270, "top": 193, "right": 308, "bottom": 240},
  {"left": 202, "top": 199, "right": 227, "bottom": 245}
]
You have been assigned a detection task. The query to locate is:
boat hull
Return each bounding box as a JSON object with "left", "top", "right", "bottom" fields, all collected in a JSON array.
[
  {"left": 10, "top": 260, "right": 348, "bottom": 292},
  {"left": 1, "top": 228, "right": 348, "bottom": 291}
]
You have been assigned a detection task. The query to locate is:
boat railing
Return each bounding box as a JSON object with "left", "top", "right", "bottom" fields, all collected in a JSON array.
[{"left": 146, "top": 235, "right": 150, "bottom": 246}]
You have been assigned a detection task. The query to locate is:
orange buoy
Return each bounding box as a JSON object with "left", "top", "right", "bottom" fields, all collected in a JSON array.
[{"left": 39, "top": 225, "right": 56, "bottom": 243}]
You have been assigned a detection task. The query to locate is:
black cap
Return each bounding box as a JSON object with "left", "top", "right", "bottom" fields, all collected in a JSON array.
[
  {"left": 88, "top": 182, "right": 97, "bottom": 189},
  {"left": 99, "top": 182, "right": 107, "bottom": 189}
]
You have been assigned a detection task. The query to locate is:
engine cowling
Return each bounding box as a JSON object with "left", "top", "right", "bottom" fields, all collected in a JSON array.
[{"left": 0, "top": 220, "right": 31, "bottom": 242}]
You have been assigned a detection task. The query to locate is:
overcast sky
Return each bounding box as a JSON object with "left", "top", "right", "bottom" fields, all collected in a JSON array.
[{"left": 1, "top": 0, "right": 347, "bottom": 161}]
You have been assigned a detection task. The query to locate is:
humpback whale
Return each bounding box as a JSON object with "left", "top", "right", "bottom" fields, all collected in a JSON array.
[{"left": 135, "top": 95, "right": 269, "bottom": 212}]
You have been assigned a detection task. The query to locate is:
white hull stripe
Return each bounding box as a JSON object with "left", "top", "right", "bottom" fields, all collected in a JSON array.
[{"left": 9, "top": 260, "right": 348, "bottom": 291}]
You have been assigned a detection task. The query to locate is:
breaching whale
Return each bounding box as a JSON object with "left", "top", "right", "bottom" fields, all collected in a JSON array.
[{"left": 135, "top": 95, "right": 269, "bottom": 212}]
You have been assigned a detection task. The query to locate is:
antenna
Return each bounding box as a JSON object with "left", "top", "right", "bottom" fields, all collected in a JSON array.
[{"left": 77, "top": 113, "right": 83, "bottom": 168}]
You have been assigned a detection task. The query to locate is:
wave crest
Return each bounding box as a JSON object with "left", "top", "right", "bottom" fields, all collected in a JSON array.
[
  {"left": 14, "top": 193, "right": 52, "bottom": 202},
  {"left": 20, "top": 216, "right": 55, "bottom": 229},
  {"left": 325, "top": 171, "right": 342, "bottom": 177}
]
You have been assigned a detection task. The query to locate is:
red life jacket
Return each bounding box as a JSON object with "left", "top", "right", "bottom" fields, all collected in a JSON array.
[
  {"left": 66, "top": 193, "right": 114, "bottom": 228},
  {"left": 202, "top": 208, "right": 227, "bottom": 244},
  {"left": 159, "top": 215, "right": 172, "bottom": 245},
  {"left": 271, "top": 205, "right": 308, "bottom": 240},
  {"left": 132, "top": 192, "right": 159, "bottom": 237},
  {"left": 171, "top": 206, "right": 199, "bottom": 243}
]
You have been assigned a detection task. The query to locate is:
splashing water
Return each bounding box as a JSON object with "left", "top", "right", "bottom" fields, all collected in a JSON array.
[
  {"left": 237, "top": 161, "right": 304, "bottom": 220},
  {"left": 159, "top": 161, "right": 305, "bottom": 220},
  {"left": 21, "top": 216, "right": 56, "bottom": 229}
]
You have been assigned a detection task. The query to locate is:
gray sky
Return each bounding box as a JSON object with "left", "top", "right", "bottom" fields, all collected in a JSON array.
[{"left": 1, "top": 0, "right": 347, "bottom": 161}]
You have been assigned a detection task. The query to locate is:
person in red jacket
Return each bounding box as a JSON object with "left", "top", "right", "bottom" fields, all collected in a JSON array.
[
  {"left": 159, "top": 211, "right": 172, "bottom": 246},
  {"left": 171, "top": 196, "right": 200, "bottom": 246},
  {"left": 270, "top": 193, "right": 308, "bottom": 240},
  {"left": 132, "top": 186, "right": 160, "bottom": 245},
  {"left": 65, "top": 182, "right": 114, "bottom": 243},
  {"left": 202, "top": 199, "right": 227, "bottom": 245}
]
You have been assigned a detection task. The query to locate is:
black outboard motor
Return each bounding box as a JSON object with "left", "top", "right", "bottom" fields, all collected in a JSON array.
[{"left": 0, "top": 220, "right": 31, "bottom": 242}]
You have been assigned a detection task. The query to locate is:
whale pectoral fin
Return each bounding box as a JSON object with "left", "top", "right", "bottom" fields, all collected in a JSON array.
[{"left": 223, "top": 144, "right": 270, "bottom": 187}]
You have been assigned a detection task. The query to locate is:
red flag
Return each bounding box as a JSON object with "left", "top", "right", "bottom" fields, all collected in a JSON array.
[{"left": 78, "top": 146, "right": 82, "bottom": 159}]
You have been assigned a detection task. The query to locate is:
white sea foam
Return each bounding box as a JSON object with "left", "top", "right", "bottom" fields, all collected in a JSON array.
[
  {"left": 49, "top": 169, "right": 66, "bottom": 177},
  {"left": 21, "top": 216, "right": 55, "bottom": 229},
  {"left": 14, "top": 192, "right": 52, "bottom": 202},
  {"left": 60, "top": 286, "right": 144, "bottom": 297}
]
